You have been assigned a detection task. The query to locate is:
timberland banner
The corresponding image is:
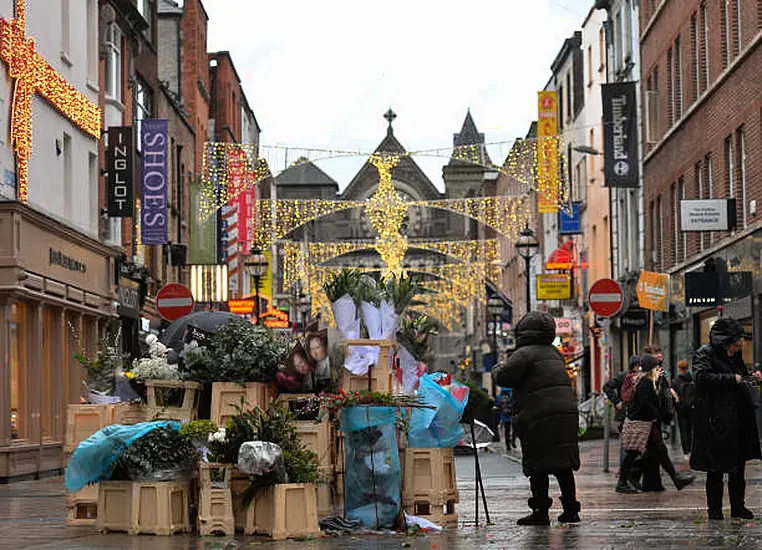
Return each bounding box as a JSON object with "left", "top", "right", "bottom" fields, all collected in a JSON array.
[
  {"left": 537, "top": 91, "right": 559, "bottom": 213},
  {"left": 636, "top": 271, "right": 669, "bottom": 311},
  {"left": 602, "top": 82, "right": 639, "bottom": 188}
]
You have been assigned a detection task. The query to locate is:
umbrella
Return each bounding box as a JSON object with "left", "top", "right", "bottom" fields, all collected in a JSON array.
[
  {"left": 159, "top": 311, "right": 242, "bottom": 352},
  {"left": 458, "top": 419, "right": 495, "bottom": 449},
  {"left": 65, "top": 421, "right": 180, "bottom": 493}
]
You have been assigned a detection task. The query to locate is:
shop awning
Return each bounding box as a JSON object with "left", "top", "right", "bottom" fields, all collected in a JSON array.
[
  {"left": 545, "top": 241, "right": 574, "bottom": 270},
  {"left": 486, "top": 282, "right": 512, "bottom": 324}
]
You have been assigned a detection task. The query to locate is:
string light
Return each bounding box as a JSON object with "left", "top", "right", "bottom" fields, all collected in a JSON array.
[{"left": 0, "top": 0, "right": 102, "bottom": 203}]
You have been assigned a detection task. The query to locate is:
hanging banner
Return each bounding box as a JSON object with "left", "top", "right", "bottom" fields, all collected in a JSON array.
[
  {"left": 602, "top": 82, "right": 639, "bottom": 188},
  {"left": 140, "top": 119, "right": 168, "bottom": 244},
  {"left": 237, "top": 188, "right": 256, "bottom": 252},
  {"left": 537, "top": 91, "right": 559, "bottom": 213},
  {"left": 106, "top": 126, "right": 133, "bottom": 217},
  {"left": 189, "top": 177, "right": 216, "bottom": 264},
  {"left": 636, "top": 271, "right": 670, "bottom": 311}
]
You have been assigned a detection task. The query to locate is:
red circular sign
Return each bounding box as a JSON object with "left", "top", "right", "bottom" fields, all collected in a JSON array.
[
  {"left": 588, "top": 278, "right": 624, "bottom": 318},
  {"left": 156, "top": 283, "right": 194, "bottom": 321}
]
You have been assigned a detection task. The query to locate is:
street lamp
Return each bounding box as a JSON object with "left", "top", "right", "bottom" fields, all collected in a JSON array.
[
  {"left": 245, "top": 247, "right": 268, "bottom": 324},
  {"left": 487, "top": 295, "right": 504, "bottom": 398},
  {"left": 516, "top": 226, "right": 539, "bottom": 315}
]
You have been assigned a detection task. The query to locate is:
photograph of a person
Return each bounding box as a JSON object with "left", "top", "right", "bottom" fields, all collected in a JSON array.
[
  {"left": 275, "top": 341, "right": 316, "bottom": 393},
  {"left": 306, "top": 330, "right": 333, "bottom": 393}
]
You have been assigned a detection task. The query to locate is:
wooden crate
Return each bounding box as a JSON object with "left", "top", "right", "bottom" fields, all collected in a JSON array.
[
  {"left": 198, "top": 463, "right": 234, "bottom": 536},
  {"left": 64, "top": 405, "right": 111, "bottom": 453},
  {"left": 340, "top": 339, "right": 395, "bottom": 393},
  {"left": 402, "top": 447, "right": 459, "bottom": 504},
  {"left": 111, "top": 402, "right": 148, "bottom": 425},
  {"left": 253, "top": 483, "right": 320, "bottom": 540},
  {"left": 97, "top": 480, "right": 190, "bottom": 535},
  {"left": 145, "top": 380, "right": 201, "bottom": 422},
  {"left": 65, "top": 483, "right": 99, "bottom": 526},
  {"left": 211, "top": 382, "right": 275, "bottom": 426},
  {"left": 296, "top": 418, "right": 332, "bottom": 470}
]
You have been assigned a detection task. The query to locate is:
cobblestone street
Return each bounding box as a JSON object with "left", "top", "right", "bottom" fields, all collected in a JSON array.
[{"left": 2, "top": 440, "right": 762, "bottom": 549}]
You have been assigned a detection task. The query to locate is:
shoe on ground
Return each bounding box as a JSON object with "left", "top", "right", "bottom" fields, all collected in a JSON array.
[
  {"left": 615, "top": 481, "right": 639, "bottom": 494},
  {"left": 674, "top": 473, "right": 695, "bottom": 491},
  {"left": 731, "top": 507, "right": 754, "bottom": 520},
  {"left": 708, "top": 510, "right": 724, "bottom": 520},
  {"left": 557, "top": 511, "right": 580, "bottom": 523},
  {"left": 627, "top": 474, "right": 643, "bottom": 492},
  {"left": 517, "top": 511, "right": 550, "bottom": 526}
]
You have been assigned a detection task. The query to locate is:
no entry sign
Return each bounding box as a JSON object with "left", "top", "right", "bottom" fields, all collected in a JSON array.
[
  {"left": 588, "top": 278, "right": 624, "bottom": 318},
  {"left": 156, "top": 283, "right": 194, "bottom": 321}
]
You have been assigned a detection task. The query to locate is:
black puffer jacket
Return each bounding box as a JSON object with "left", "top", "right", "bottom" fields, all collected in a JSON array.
[
  {"left": 494, "top": 312, "right": 580, "bottom": 476},
  {"left": 690, "top": 318, "right": 761, "bottom": 472}
]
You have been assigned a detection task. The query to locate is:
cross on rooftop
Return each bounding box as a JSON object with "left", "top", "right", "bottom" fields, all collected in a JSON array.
[{"left": 384, "top": 108, "right": 397, "bottom": 131}]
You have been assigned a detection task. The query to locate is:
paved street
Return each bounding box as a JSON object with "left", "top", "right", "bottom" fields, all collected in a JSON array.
[{"left": 2, "top": 439, "right": 762, "bottom": 549}]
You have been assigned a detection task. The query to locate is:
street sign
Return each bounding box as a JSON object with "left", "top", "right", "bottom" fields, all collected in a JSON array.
[
  {"left": 156, "top": 283, "right": 194, "bottom": 321},
  {"left": 588, "top": 278, "right": 624, "bottom": 318}
]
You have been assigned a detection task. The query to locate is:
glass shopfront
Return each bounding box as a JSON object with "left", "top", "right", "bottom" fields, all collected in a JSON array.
[{"left": 10, "top": 302, "right": 27, "bottom": 440}]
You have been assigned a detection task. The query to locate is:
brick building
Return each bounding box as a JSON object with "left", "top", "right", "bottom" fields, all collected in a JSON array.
[{"left": 640, "top": 0, "right": 762, "bottom": 366}]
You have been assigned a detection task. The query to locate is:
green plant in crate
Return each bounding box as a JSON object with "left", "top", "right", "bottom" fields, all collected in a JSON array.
[{"left": 179, "top": 420, "right": 217, "bottom": 442}]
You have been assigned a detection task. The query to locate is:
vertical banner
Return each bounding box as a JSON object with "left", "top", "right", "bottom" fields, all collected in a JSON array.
[
  {"left": 238, "top": 187, "right": 256, "bottom": 252},
  {"left": 106, "top": 126, "right": 133, "bottom": 217},
  {"left": 189, "top": 178, "right": 216, "bottom": 264},
  {"left": 602, "top": 82, "right": 639, "bottom": 188},
  {"left": 140, "top": 119, "right": 168, "bottom": 244},
  {"left": 537, "top": 91, "right": 559, "bottom": 213}
]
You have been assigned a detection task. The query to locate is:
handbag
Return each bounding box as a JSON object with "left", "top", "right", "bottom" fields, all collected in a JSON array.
[{"left": 620, "top": 418, "right": 653, "bottom": 453}]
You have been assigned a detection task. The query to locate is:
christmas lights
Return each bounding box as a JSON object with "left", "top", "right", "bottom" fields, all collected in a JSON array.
[{"left": 0, "top": 0, "right": 102, "bottom": 203}]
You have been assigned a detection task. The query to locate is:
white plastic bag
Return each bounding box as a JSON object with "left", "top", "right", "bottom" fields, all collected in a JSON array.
[{"left": 398, "top": 345, "right": 420, "bottom": 395}]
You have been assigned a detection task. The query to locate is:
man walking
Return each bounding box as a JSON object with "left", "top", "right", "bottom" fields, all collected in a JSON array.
[{"left": 672, "top": 359, "right": 695, "bottom": 457}]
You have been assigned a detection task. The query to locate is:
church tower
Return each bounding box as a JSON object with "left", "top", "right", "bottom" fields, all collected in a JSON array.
[{"left": 442, "top": 110, "right": 491, "bottom": 200}]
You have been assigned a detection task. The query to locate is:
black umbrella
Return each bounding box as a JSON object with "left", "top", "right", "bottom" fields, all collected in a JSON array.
[{"left": 159, "top": 311, "right": 243, "bottom": 352}]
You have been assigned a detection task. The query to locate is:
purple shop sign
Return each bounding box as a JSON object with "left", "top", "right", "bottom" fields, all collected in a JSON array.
[{"left": 141, "top": 119, "right": 168, "bottom": 244}]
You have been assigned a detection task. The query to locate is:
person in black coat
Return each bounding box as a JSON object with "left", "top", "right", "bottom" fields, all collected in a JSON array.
[
  {"left": 617, "top": 354, "right": 695, "bottom": 493},
  {"left": 495, "top": 312, "right": 581, "bottom": 526},
  {"left": 672, "top": 359, "right": 696, "bottom": 456},
  {"left": 690, "top": 317, "right": 762, "bottom": 520}
]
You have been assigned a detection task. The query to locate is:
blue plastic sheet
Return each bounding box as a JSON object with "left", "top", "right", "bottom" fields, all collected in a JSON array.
[
  {"left": 408, "top": 373, "right": 469, "bottom": 448},
  {"left": 340, "top": 406, "right": 401, "bottom": 530},
  {"left": 65, "top": 421, "right": 180, "bottom": 493}
]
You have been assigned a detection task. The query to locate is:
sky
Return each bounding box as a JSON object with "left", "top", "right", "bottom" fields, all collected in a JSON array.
[{"left": 200, "top": 0, "right": 597, "bottom": 191}]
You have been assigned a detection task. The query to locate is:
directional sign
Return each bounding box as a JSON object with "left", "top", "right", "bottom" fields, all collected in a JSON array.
[
  {"left": 588, "top": 278, "right": 624, "bottom": 318},
  {"left": 156, "top": 283, "right": 194, "bottom": 321}
]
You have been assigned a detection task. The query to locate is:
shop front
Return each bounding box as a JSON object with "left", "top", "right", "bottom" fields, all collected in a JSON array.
[{"left": 0, "top": 202, "right": 117, "bottom": 481}]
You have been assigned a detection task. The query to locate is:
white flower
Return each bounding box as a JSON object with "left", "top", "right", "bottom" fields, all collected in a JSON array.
[{"left": 208, "top": 427, "right": 226, "bottom": 443}]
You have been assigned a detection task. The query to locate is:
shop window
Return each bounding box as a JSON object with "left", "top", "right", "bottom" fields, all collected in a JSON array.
[
  {"left": 42, "top": 307, "right": 60, "bottom": 440},
  {"left": 10, "top": 302, "right": 27, "bottom": 440}
]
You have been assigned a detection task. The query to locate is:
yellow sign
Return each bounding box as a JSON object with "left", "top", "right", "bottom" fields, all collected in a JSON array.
[
  {"left": 228, "top": 299, "right": 255, "bottom": 314},
  {"left": 257, "top": 250, "right": 273, "bottom": 308},
  {"left": 537, "top": 91, "right": 559, "bottom": 214},
  {"left": 257, "top": 307, "right": 290, "bottom": 329},
  {"left": 636, "top": 271, "right": 670, "bottom": 312},
  {"left": 537, "top": 274, "right": 571, "bottom": 300}
]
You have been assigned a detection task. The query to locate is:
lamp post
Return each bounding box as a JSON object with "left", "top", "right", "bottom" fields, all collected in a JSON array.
[
  {"left": 516, "top": 225, "right": 540, "bottom": 315},
  {"left": 245, "top": 247, "right": 269, "bottom": 325},
  {"left": 487, "top": 295, "right": 504, "bottom": 399}
]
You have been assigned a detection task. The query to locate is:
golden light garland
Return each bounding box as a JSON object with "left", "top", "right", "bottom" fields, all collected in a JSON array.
[{"left": 0, "top": 0, "right": 102, "bottom": 202}]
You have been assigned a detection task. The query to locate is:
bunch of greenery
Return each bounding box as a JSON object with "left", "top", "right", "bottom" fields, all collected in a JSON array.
[
  {"left": 76, "top": 332, "right": 128, "bottom": 393},
  {"left": 385, "top": 273, "right": 422, "bottom": 314},
  {"left": 181, "top": 321, "right": 291, "bottom": 384},
  {"left": 323, "top": 269, "right": 362, "bottom": 303},
  {"left": 178, "top": 420, "right": 218, "bottom": 442},
  {"left": 396, "top": 314, "right": 439, "bottom": 361},
  {"left": 355, "top": 273, "right": 386, "bottom": 306},
  {"left": 111, "top": 426, "right": 196, "bottom": 482}
]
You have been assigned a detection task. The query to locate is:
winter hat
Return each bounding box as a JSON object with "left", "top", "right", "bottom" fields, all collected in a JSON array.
[
  {"left": 709, "top": 317, "right": 745, "bottom": 348},
  {"left": 640, "top": 354, "right": 660, "bottom": 373},
  {"left": 628, "top": 355, "right": 642, "bottom": 371},
  {"left": 515, "top": 311, "right": 556, "bottom": 347}
]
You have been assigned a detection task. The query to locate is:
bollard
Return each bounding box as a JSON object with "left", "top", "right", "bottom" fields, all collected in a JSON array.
[{"left": 602, "top": 400, "right": 610, "bottom": 473}]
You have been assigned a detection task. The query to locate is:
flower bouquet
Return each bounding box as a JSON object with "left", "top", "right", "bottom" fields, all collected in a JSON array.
[{"left": 396, "top": 314, "right": 438, "bottom": 394}]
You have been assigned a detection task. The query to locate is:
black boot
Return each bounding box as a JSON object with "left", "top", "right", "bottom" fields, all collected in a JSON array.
[
  {"left": 706, "top": 472, "right": 724, "bottom": 520},
  {"left": 673, "top": 472, "right": 695, "bottom": 491},
  {"left": 517, "top": 497, "right": 551, "bottom": 526},
  {"left": 615, "top": 479, "right": 639, "bottom": 494},
  {"left": 557, "top": 499, "right": 581, "bottom": 523},
  {"left": 728, "top": 468, "right": 752, "bottom": 519}
]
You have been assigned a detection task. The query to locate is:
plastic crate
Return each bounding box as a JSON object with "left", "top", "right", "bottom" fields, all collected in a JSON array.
[
  {"left": 144, "top": 380, "right": 201, "bottom": 422},
  {"left": 198, "top": 464, "right": 234, "bottom": 536},
  {"left": 210, "top": 382, "right": 275, "bottom": 426},
  {"left": 253, "top": 483, "right": 320, "bottom": 540},
  {"left": 340, "top": 339, "right": 395, "bottom": 393},
  {"left": 64, "top": 405, "right": 111, "bottom": 453},
  {"left": 402, "top": 447, "right": 459, "bottom": 504},
  {"left": 65, "top": 484, "right": 99, "bottom": 526},
  {"left": 296, "top": 418, "right": 332, "bottom": 470},
  {"left": 97, "top": 480, "right": 190, "bottom": 535}
]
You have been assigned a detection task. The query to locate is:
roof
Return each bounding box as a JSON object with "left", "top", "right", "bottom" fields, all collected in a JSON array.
[
  {"left": 157, "top": 0, "right": 182, "bottom": 16},
  {"left": 276, "top": 159, "right": 338, "bottom": 188},
  {"left": 209, "top": 51, "right": 243, "bottom": 85},
  {"left": 448, "top": 110, "right": 491, "bottom": 166}
]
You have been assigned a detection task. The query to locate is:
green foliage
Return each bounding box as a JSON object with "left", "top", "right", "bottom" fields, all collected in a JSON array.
[
  {"left": 385, "top": 273, "right": 422, "bottom": 314},
  {"left": 111, "top": 426, "right": 196, "bottom": 481},
  {"left": 462, "top": 378, "right": 490, "bottom": 422},
  {"left": 355, "top": 273, "right": 385, "bottom": 307},
  {"left": 323, "top": 269, "right": 362, "bottom": 302},
  {"left": 396, "top": 314, "right": 439, "bottom": 361},
  {"left": 181, "top": 321, "right": 291, "bottom": 384},
  {"left": 76, "top": 333, "right": 127, "bottom": 393},
  {"left": 178, "top": 420, "right": 217, "bottom": 442}
]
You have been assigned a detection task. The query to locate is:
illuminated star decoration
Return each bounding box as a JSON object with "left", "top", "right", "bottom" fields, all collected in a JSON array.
[{"left": 0, "top": 0, "right": 102, "bottom": 203}]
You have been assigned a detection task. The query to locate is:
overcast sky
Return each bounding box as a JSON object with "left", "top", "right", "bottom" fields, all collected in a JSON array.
[{"left": 201, "top": 0, "right": 597, "bottom": 190}]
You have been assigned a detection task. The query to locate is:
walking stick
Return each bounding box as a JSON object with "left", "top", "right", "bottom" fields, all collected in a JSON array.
[{"left": 470, "top": 419, "right": 491, "bottom": 525}]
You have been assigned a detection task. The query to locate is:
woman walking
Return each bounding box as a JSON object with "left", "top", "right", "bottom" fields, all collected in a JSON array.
[
  {"left": 691, "top": 317, "right": 762, "bottom": 520},
  {"left": 495, "top": 312, "right": 581, "bottom": 525}
]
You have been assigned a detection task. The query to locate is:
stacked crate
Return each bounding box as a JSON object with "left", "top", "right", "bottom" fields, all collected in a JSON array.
[
  {"left": 210, "top": 382, "right": 275, "bottom": 426},
  {"left": 401, "top": 447, "right": 459, "bottom": 527},
  {"left": 340, "top": 339, "right": 395, "bottom": 392},
  {"left": 197, "top": 463, "right": 234, "bottom": 536},
  {"left": 296, "top": 417, "right": 333, "bottom": 518}
]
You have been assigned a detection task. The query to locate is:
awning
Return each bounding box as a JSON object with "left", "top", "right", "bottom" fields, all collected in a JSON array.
[
  {"left": 486, "top": 282, "right": 512, "bottom": 324},
  {"left": 546, "top": 241, "right": 574, "bottom": 270}
]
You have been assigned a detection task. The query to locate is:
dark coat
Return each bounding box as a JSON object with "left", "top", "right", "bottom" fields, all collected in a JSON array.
[
  {"left": 627, "top": 376, "right": 660, "bottom": 422},
  {"left": 690, "top": 342, "right": 761, "bottom": 473},
  {"left": 672, "top": 371, "right": 696, "bottom": 411},
  {"left": 494, "top": 312, "right": 580, "bottom": 477}
]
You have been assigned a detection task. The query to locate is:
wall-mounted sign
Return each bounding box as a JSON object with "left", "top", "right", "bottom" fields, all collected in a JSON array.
[
  {"left": 619, "top": 308, "right": 648, "bottom": 331},
  {"left": 680, "top": 199, "right": 737, "bottom": 232},
  {"left": 107, "top": 126, "right": 134, "bottom": 217},
  {"left": 141, "top": 119, "right": 168, "bottom": 244},
  {"left": 117, "top": 278, "right": 140, "bottom": 311},
  {"left": 228, "top": 299, "right": 255, "bottom": 314},
  {"left": 685, "top": 270, "right": 752, "bottom": 307},
  {"left": 536, "top": 274, "right": 572, "bottom": 300},
  {"left": 49, "top": 248, "right": 87, "bottom": 272},
  {"left": 555, "top": 317, "right": 573, "bottom": 335},
  {"left": 559, "top": 202, "right": 582, "bottom": 234},
  {"left": 602, "top": 82, "right": 639, "bottom": 188}
]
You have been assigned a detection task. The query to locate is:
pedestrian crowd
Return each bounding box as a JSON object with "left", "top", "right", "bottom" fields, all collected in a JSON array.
[{"left": 495, "top": 312, "right": 762, "bottom": 526}]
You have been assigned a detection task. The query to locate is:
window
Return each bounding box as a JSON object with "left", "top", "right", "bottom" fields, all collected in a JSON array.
[
  {"left": 736, "top": 0, "right": 743, "bottom": 54},
  {"left": 723, "top": 0, "right": 732, "bottom": 67},
  {"left": 558, "top": 84, "right": 564, "bottom": 131},
  {"left": 666, "top": 48, "right": 673, "bottom": 127},
  {"left": 646, "top": 71, "right": 659, "bottom": 143},
  {"left": 566, "top": 73, "right": 572, "bottom": 120},
  {"left": 679, "top": 177, "right": 686, "bottom": 261},
  {"left": 671, "top": 182, "right": 679, "bottom": 264},
  {"left": 624, "top": 0, "right": 633, "bottom": 60},
  {"left": 696, "top": 160, "right": 705, "bottom": 250},
  {"left": 725, "top": 135, "right": 735, "bottom": 199},
  {"left": 691, "top": 13, "right": 700, "bottom": 101},
  {"left": 61, "top": 0, "right": 70, "bottom": 58},
  {"left": 104, "top": 23, "right": 122, "bottom": 102},
  {"left": 736, "top": 126, "right": 747, "bottom": 227},
  {"left": 138, "top": 0, "right": 153, "bottom": 41},
  {"left": 10, "top": 302, "right": 27, "bottom": 440},
  {"left": 705, "top": 153, "right": 715, "bottom": 243},
  {"left": 63, "top": 133, "right": 72, "bottom": 219},
  {"left": 702, "top": 3, "right": 710, "bottom": 88},
  {"left": 589, "top": 128, "right": 596, "bottom": 176},
  {"left": 649, "top": 200, "right": 656, "bottom": 266},
  {"left": 41, "top": 306, "right": 53, "bottom": 440},
  {"left": 674, "top": 36, "right": 683, "bottom": 120},
  {"left": 587, "top": 46, "right": 593, "bottom": 85},
  {"left": 136, "top": 79, "right": 153, "bottom": 151},
  {"left": 599, "top": 27, "right": 606, "bottom": 71},
  {"left": 656, "top": 196, "right": 664, "bottom": 271},
  {"left": 86, "top": 0, "right": 97, "bottom": 82},
  {"left": 614, "top": 11, "right": 623, "bottom": 70}
]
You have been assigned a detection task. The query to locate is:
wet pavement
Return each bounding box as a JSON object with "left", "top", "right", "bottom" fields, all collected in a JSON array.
[{"left": 2, "top": 438, "right": 762, "bottom": 549}]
